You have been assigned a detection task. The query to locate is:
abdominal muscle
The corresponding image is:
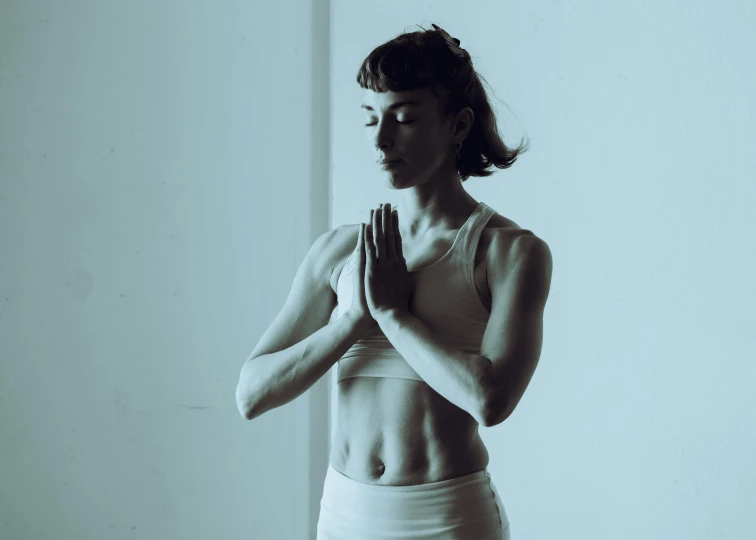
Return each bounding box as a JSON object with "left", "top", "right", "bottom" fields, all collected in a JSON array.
[
  {"left": 329, "top": 376, "right": 490, "bottom": 486},
  {"left": 327, "top": 215, "right": 518, "bottom": 486}
]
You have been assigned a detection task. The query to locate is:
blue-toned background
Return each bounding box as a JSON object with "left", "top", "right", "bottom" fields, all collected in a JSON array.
[{"left": 1, "top": 1, "right": 753, "bottom": 538}]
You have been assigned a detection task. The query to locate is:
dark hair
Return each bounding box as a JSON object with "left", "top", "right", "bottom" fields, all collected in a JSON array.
[{"left": 356, "top": 24, "right": 530, "bottom": 182}]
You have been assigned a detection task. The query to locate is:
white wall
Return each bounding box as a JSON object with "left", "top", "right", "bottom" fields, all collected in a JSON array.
[
  {"left": 330, "top": 2, "right": 756, "bottom": 539},
  {"left": 3, "top": 1, "right": 755, "bottom": 539},
  {"left": 0, "top": 1, "right": 330, "bottom": 539}
]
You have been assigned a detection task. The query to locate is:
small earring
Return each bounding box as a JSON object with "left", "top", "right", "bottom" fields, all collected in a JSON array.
[{"left": 456, "top": 142, "right": 462, "bottom": 160}]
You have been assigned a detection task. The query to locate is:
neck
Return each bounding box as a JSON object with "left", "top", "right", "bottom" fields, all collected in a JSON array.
[{"left": 396, "top": 173, "right": 478, "bottom": 237}]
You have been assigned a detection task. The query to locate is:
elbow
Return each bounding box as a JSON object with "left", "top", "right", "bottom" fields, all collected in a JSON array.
[
  {"left": 236, "top": 398, "right": 252, "bottom": 420},
  {"left": 235, "top": 383, "right": 257, "bottom": 420},
  {"left": 479, "top": 404, "right": 494, "bottom": 428},
  {"left": 480, "top": 392, "right": 512, "bottom": 428},
  {"left": 478, "top": 361, "right": 503, "bottom": 427},
  {"left": 479, "top": 363, "right": 513, "bottom": 427},
  {"left": 482, "top": 396, "right": 515, "bottom": 427},
  {"left": 482, "top": 406, "right": 511, "bottom": 428},
  {"left": 237, "top": 398, "right": 257, "bottom": 421},
  {"left": 477, "top": 397, "right": 495, "bottom": 428},
  {"left": 238, "top": 401, "right": 253, "bottom": 420}
]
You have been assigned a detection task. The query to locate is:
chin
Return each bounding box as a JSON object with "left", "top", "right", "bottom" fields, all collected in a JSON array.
[{"left": 384, "top": 175, "right": 413, "bottom": 190}]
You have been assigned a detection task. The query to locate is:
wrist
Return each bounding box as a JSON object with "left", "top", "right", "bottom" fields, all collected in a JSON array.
[
  {"left": 373, "top": 306, "right": 410, "bottom": 324},
  {"left": 344, "top": 309, "right": 373, "bottom": 330}
]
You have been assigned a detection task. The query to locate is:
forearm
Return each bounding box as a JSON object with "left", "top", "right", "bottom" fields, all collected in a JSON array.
[
  {"left": 375, "top": 308, "right": 491, "bottom": 425},
  {"left": 237, "top": 312, "right": 372, "bottom": 420}
]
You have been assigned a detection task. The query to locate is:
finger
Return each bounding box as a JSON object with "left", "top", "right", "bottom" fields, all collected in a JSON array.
[
  {"left": 357, "top": 223, "right": 365, "bottom": 267},
  {"left": 383, "top": 203, "right": 396, "bottom": 260},
  {"left": 373, "top": 206, "right": 383, "bottom": 260},
  {"left": 364, "top": 219, "right": 375, "bottom": 263},
  {"left": 392, "top": 210, "right": 404, "bottom": 266}
]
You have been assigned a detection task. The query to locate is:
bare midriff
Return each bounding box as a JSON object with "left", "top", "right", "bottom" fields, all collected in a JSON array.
[
  {"left": 329, "top": 376, "right": 490, "bottom": 486},
  {"left": 327, "top": 208, "right": 519, "bottom": 486}
]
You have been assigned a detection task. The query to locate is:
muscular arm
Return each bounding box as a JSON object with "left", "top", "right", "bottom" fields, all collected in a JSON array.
[{"left": 374, "top": 308, "right": 490, "bottom": 425}]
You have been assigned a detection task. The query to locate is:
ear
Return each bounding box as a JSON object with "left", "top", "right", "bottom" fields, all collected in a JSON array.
[{"left": 453, "top": 106, "right": 475, "bottom": 141}]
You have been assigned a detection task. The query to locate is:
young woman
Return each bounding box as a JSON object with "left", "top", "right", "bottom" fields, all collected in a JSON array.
[{"left": 237, "top": 24, "right": 552, "bottom": 539}]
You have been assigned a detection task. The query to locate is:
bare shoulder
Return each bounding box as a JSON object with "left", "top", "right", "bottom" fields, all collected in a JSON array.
[
  {"left": 483, "top": 213, "right": 551, "bottom": 274},
  {"left": 326, "top": 223, "right": 362, "bottom": 293},
  {"left": 480, "top": 212, "right": 524, "bottom": 253}
]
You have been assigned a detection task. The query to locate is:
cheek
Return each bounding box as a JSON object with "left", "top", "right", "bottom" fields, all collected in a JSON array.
[
  {"left": 405, "top": 133, "right": 438, "bottom": 160},
  {"left": 412, "top": 139, "right": 446, "bottom": 166}
]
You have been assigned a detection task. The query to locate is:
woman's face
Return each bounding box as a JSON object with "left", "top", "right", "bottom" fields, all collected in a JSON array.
[{"left": 361, "top": 88, "right": 455, "bottom": 187}]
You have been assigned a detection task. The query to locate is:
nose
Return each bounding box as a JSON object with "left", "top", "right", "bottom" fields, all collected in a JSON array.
[{"left": 369, "top": 119, "right": 394, "bottom": 153}]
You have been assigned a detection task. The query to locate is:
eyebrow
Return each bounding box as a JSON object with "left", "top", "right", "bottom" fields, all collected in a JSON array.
[{"left": 360, "top": 100, "right": 421, "bottom": 111}]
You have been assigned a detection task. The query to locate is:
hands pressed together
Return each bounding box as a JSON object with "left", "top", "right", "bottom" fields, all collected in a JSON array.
[{"left": 349, "top": 203, "right": 412, "bottom": 327}]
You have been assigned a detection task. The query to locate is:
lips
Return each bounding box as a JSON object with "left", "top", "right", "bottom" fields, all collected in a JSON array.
[{"left": 377, "top": 158, "right": 401, "bottom": 164}]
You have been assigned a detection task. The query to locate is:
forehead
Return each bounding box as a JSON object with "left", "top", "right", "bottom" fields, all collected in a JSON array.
[{"left": 360, "top": 88, "right": 437, "bottom": 112}]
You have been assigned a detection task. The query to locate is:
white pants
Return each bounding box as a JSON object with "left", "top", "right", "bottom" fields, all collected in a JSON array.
[{"left": 317, "top": 464, "right": 511, "bottom": 539}]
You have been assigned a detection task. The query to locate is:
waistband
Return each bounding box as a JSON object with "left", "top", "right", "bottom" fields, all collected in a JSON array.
[{"left": 317, "top": 463, "right": 509, "bottom": 539}]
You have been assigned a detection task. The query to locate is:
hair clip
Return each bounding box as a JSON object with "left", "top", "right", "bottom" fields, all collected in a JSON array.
[{"left": 431, "top": 23, "right": 467, "bottom": 59}]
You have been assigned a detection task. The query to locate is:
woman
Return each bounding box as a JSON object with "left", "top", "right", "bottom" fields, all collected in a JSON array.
[{"left": 237, "top": 23, "right": 552, "bottom": 539}]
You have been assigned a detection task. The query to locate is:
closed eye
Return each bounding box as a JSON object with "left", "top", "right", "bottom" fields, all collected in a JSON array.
[{"left": 364, "top": 120, "right": 416, "bottom": 127}]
